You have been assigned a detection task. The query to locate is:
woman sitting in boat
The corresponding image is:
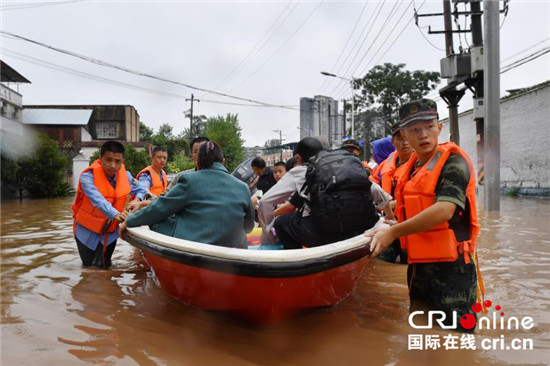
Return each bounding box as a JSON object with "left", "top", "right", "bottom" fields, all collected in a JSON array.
[{"left": 120, "top": 141, "right": 255, "bottom": 248}]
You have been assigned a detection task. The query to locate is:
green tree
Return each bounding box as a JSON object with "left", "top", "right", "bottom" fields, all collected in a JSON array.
[
  {"left": 149, "top": 123, "right": 189, "bottom": 170},
  {"left": 204, "top": 114, "right": 245, "bottom": 172},
  {"left": 1, "top": 134, "right": 70, "bottom": 198},
  {"left": 89, "top": 143, "right": 149, "bottom": 177},
  {"left": 182, "top": 114, "right": 208, "bottom": 138},
  {"left": 354, "top": 63, "right": 440, "bottom": 134},
  {"left": 140, "top": 121, "right": 154, "bottom": 142}
]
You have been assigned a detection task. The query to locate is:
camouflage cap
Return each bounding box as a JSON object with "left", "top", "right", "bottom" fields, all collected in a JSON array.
[
  {"left": 399, "top": 98, "right": 438, "bottom": 127},
  {"left": 341, "top": 138, "right": 360, "bottom": 150},
  {"left": 391, "top": 122, "right": 403, "bottom": 136}
]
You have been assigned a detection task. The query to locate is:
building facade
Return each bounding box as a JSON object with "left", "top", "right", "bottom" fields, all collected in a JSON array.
[
  {"left": 300, "top": 95, "right": 342, "bottom": 148},
  {"left": 440, "top": 80, "right": 550, "bottom": 196}
]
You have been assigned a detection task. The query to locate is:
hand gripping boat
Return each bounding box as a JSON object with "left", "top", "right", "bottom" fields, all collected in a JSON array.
[{"left": 122, "top": 222, "right": 381, "bottom": 324}]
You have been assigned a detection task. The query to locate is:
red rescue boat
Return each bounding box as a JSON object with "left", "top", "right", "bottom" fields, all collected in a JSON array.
[{"left": 122, "top": 225, "right": 377, "bottom": 324}]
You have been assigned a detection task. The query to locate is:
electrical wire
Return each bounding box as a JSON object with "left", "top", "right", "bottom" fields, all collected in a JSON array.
[
  {"left": 0, "top": 30, "right": 298, "bottom": 110},
  {"left": 333, "top": 1, "right": 408, "bottom": 98},
  {"left": 325, "top": 1, "right": 386, "bottom": 97},
  {"left": 316, "top": 1, "right": 369, "bottom": 94},
  {"left": 1, "top": 0, "right": 83, "bottom": 11},
  {"left": 202, "top": 1, "right": 298, "bottom": 98},
  {"left": 224, "top": 1, "right": 324, "bottom": 95},
  {"left": 2, "top": 48, "right": 293, "bottom": 109},
  {"left": 500, "top": 47, "right": 550, "bottom": 74}
]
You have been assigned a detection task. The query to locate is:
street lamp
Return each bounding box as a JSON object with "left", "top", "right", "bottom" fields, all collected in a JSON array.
[{"left": 321, "top": 71, "right": 355, "bottom": 139}]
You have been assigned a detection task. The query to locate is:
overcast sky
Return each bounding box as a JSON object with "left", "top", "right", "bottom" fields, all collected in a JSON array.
[{"left": 2, "top": 0, "right": 549, "bottom": 146}]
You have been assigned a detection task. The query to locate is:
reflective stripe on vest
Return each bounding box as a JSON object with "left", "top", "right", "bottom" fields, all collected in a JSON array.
[
  {"left": 72, "top": 159, "right": 131, "bottom": 234},
  {"left": 394, "top": 142, "right": 480, "bottom": 264},
  {"left": 137, "top": 166, "right": 167, "bottom": 196}
]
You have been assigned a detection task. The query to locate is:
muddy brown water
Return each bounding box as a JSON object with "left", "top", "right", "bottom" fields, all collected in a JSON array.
[{"left": 1, "top": 196, "right": 549, "bottom": 365}]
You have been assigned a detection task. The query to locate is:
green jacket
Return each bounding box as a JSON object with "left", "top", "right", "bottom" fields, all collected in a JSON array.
[{"left": 127, "top": 162, "right": 254, "bottom": 248}]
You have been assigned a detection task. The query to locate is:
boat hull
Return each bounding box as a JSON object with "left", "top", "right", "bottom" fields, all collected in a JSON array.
[{"left": 142, "top": 249, "right": 368, "bottom": 324}]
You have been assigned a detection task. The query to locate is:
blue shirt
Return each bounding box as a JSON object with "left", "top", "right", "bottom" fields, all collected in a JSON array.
[
  {"left": 75, "top": 170, "right": 147, "bottom": 250},
  {"left": 138, "top": 169, "right": 166, "bottom": 192}
]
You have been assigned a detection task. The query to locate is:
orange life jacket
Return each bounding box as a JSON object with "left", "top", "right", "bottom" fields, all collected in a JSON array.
[
  {"left": 362, "top": 161, "right": 373, "bottom": 175},
  {"left": 72, "top": 159, "right": 131, "bottom": 234},
  {"left": 136, "top": 165, "right": 167, "bottom": 196},
  {"left": 379, "top": 151, "right": 409, "bottom": 196},
  {"left": 370, "top": 160, "right": 383, "bottom": 185},
  {"left": 394, "top": 142, "right": 480, "bottom": 264}
]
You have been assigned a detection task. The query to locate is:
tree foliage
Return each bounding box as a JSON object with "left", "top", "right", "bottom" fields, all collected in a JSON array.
[
  {"left": 1, "top": 133, "right": 69, "bottom": 198},
  {"left": 89, "top": 144, "right": 149, "bottom": 177},
  {"left": 354, "top": 63, "right": 440, "bottom": 133},
  {"left": 182, "top": 114, "right": 208, "bottom": 138},
  {"left": 139, "top": 121, "right": 154, "bottom": 142},
  {"left": 204, "top": 114, "right": 245, "bottom": 172}
]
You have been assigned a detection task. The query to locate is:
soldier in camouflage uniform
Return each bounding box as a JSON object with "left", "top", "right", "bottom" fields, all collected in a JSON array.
[{"left": 366, "top": 99, "right": 479, "bottom": 332}]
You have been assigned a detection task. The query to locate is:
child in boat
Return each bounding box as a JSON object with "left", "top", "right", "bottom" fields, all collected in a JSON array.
[{"left": 121, "top": 141, "right": 254, "bottom": 249}]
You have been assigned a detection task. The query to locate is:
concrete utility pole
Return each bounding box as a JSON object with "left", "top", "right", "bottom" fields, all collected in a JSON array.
[
  {"left": 185, "top": 94, "right": 200, "bottom": 139},
  {"left": 442, "top": 0, "right": 461, "bottom": 145},
  {"left": 470, "top": 0, "right": 485, "bottom": 206},
  {"left": 484, "top": 0, "right": 501, "bottom": 211},
  {"left": 341, "top": 99, "right": 347, "bottom": 138},
  {"left": 273, "top": 129, "right": 283, "bottom": 161}
]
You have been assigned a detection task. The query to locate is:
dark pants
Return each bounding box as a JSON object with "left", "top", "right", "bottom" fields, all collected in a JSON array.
[
  {"left": 379, "top": 239, "right": 408, "bottom": 264},
  {"left": 407, "top": 255, "right": 478, "bottom": 332},
  {"left": 76, "top": 236, "right": 117, "bottom": 269},
  {"left": 274, "top": 213, "right": 362, "bottom": 249}
]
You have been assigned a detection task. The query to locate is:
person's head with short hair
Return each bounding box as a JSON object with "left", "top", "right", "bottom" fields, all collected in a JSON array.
[
  {"left": 390, "top": 122, "right": 412, "bottom": 162},
  {"left": 251, "top": 157, "right": 267, "bottom": 176},
  {"left": 285, "top": 157, "right": 298, "bottom": 172},
  {"left": 399, "top": 98, "right": 441, "bottom": 164},
  {"left": 273, "top": 161, "right": 286, "bottom": 182},
  {"left": 295, "top": 137, "right": 323, "bottom": 165},
  {"left": 190, "top": 137, "right": 210, "bottom": 166},
  {"left": 150, "top": 146, "right": 168, "bottom": 172},
  {"left": 100, "top": 140, "right": 125, "bottom": 178},
  {"left": 197, "top": 141, "right": 224, "bottom": 170},
  {"left": 341, "top": 139, "right": 361, "bottom": 157}
]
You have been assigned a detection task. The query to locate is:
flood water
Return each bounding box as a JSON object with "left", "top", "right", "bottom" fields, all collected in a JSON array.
[{"left": 1, "top": 196, "right": 549, "bottom": 365}]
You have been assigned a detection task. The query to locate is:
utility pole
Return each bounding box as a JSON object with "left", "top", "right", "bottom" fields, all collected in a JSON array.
[
  {"left": 185, "top": 94, "right": 200, "bottom": 139},
  {"left": 442, "top": 0, "right": 463, "bottom": 145},
  {"left": 273, "top": 129, "right": 283, "bottom": 161},
  {"left": 341, "top": 99, "right": 347, "bottom": 139},
  {"left": 470, "top": 0, "right": 485, "bottom": 206},
  {"left": 484, "top": 0, "right": 501, "bottom": 211}
]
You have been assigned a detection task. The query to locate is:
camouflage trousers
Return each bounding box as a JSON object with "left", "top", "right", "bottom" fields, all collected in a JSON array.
[{"left": 407, "top": 255, "right": 478, "bottom": 333}]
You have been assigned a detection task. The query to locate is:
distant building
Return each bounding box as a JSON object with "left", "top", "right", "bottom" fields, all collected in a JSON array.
[
  {"left": 244, "top": 145, "right": 262, "bottom": 159},
  {"left": 440, "top": 80, "right": 550, "bottom": 196},
  {"left": 300, "top": 95, "right": 342, "bottom": 148},
  {"left": 0, "top": 60, "right": 32, "bottom": 157},
  {"left": 22, "top": 104, "right": 142, "bottom": 188}
]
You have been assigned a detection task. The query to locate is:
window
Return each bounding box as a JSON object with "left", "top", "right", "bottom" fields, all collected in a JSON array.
[{"left": 96, "top": 122, "right": 118, "bottom": 139}]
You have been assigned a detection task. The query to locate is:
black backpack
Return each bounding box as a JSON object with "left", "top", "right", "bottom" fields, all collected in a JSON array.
[{"left": 301, "top": 149, "right": 379, "bottom": 235}]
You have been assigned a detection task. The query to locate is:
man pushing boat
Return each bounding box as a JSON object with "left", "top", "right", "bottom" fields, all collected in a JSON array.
[{"left": 365, "top": 99, "right": 481, "bottom": 332}]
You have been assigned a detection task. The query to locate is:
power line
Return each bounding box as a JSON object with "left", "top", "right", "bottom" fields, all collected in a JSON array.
[
  {"left": 500, "top": 47, "right": 550, "bottom": 74},
  {"left": 202, "top": 1, "right": 298, "bottom": 98},
  {"left": 1, "top": 0, "right": 84, "bottom": 11},
  {"left": 2, "top": 48, "right": 296, "bottom": 109},
  {"left": 501, "top": 37, "right": 550, "bottom": 63},
  {"left": 333, "top": 1, "right": 405, "bottom": 98},
  {"left": 316, "top": 1, "right": 369, "bottom": 94},
  {"left": 326, "top": 1, "right": 387, "bottom": 97},
  {"left": 0, "top": 30, "right": 298, "bottom": 110},
  {"left": 224, "top": 1, "right": 324, "bottom": 95}
]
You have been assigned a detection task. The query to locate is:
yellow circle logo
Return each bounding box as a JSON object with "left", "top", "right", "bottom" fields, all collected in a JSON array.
[{"left": 410, "top": 104, "right": 419, "bottom": 114}]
